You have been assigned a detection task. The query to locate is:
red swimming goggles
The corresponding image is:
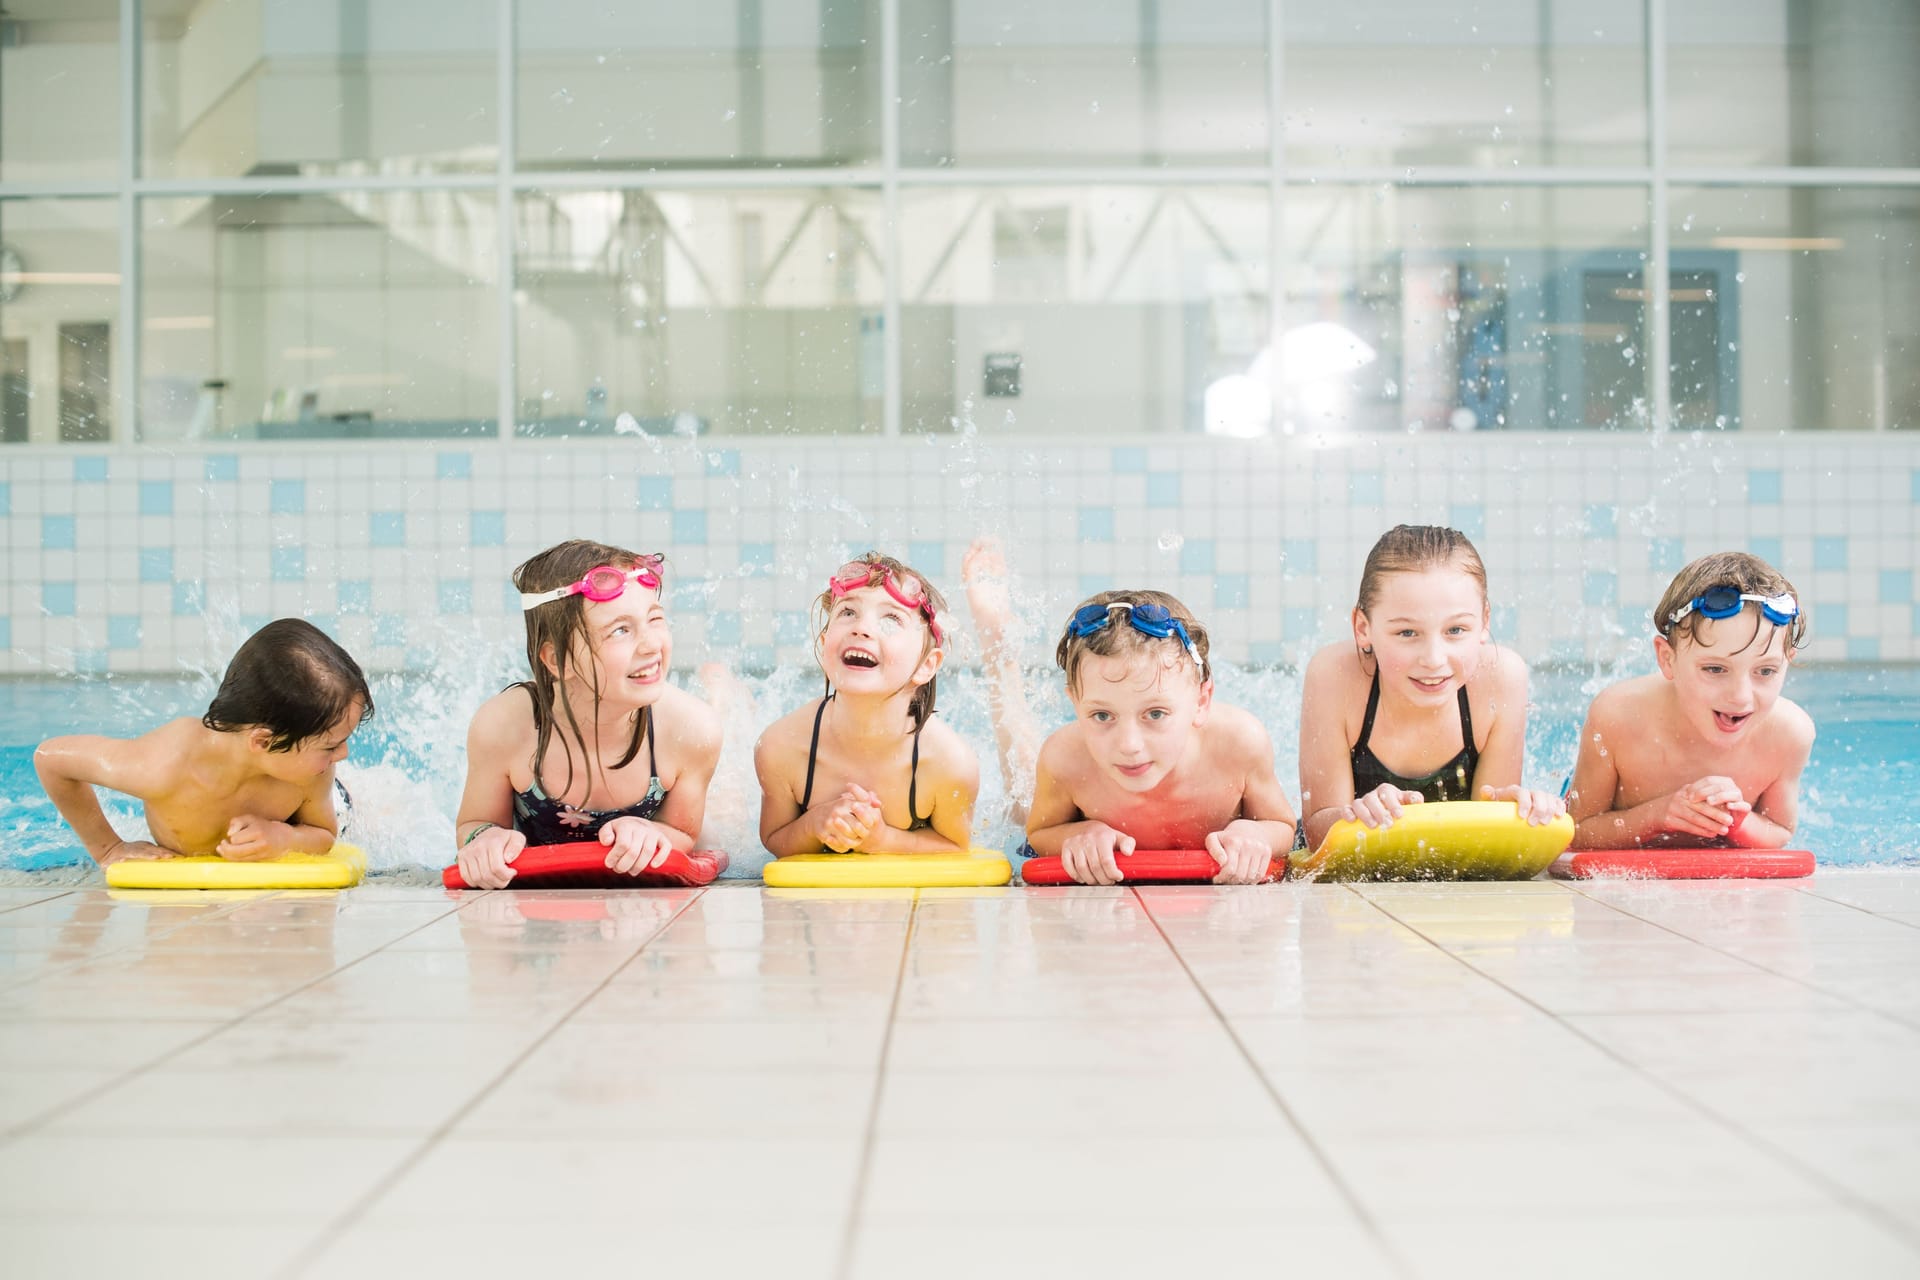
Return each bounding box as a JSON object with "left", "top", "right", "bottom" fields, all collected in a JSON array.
[
  {"left": 519, "top": 555, "right": 664, "bottom": 611},
  {"left": 828, "top": 558, "right": 944, "bottom": 645}
]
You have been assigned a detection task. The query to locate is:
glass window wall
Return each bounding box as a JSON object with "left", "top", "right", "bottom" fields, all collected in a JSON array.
[{"left": 0, "top": 199, "right": 119, "bottom": 443}]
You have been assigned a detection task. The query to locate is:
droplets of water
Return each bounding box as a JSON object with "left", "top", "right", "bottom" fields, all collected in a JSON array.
[{"left": 1156, "top": 530, "right": 1184, "bottom": 553}]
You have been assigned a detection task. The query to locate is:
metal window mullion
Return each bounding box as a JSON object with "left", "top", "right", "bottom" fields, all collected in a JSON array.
[
  {"left": 1648, "top": 0, "right": 1671, "bottom": 432},
  {"left": 115, "top": 0, "right": 140, "bottom": 446},
  {"left": 1269, "top": 0, "right": 1285, "bottom": 415},
  {"left": 496, "top": 0, "right": 516, "bottom": 442},
  {"left": 881, "top": 0, "right": 901, "bottom": 438}
]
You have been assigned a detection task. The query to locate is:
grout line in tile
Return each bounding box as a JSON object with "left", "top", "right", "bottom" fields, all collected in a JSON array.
[
  {"left": 1357, "top": 889, "right": 1920, "bottom": 1260},
  {"left": 1792, "top": 883, "right": 1920, "bottom": 932},
  {"left": 0, "top": 891, "right": 471, "bottom": 1145},
  {"left": 832, "top": 891, "right": 922, "bottom": 1280},
  {"left": 1135, "top": 885, "right": 1414, "bottom": 1280},
  {"left": 0, "top": 890, "right": 77, "bottom": 916},
  {"left": 279, "top": 888, "right": 712, "bottom": 1280},
  {"left": 1565, "top": 882, "right": 1920, "bottom": 1035}
]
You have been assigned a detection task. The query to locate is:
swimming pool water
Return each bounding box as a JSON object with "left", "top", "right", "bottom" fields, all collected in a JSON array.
[{"left": 2, "top": 661, "right": 1915, "bottom": 875}]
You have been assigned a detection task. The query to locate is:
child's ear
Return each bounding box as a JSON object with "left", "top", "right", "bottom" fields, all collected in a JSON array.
[
  {"left": 247, "top": 726, "right": 274, "bottom": 753},
  {"left": 1193, "top": 678, "right": 1215, "bottom": 723},
  {"left": 1351, "top": 607, "right": 1372, "bottom": 651},
  {"left": 538, "top": 639, "right": 560, "bottom": 678},
  {"left": 913, "top": 643, "right": 945, "bottom": 687},
  {"left": 1653, "top": 634, "right": 1677, "bottom": 680}
]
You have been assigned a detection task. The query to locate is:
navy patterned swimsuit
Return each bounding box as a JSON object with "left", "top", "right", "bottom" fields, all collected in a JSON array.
[{"left": 510, "top": 691, "right": 668, "bottom": 845}]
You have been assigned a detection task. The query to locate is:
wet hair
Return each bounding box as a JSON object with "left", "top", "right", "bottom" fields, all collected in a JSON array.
[
  {"left": 1054, "top": 589, "right": 1211, "bottom": 696},
  {"left": 513, "top": 539, "right": 664, "bottom": 799},
  {"left": 202, "top": 619, "right": 373, "bottom": 752},
  {"left": 1654, "top": 550, "right": 1806, "bottom": 653},
  {"left": 812, "top": 550, "right": 948, "bottom": 728},
  {"left": 1355, "top": 525, "right": 1489, "bottom": 616}
]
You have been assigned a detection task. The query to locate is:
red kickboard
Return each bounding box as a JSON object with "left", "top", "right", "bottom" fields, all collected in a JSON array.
[
  {"left": 442, "top": 842, "right": 729, "bottom": 890},
  {"left": 1021, "top": 849, "right": 1287, "bottom": 886},
  {"left": 1553, "top": 849, "right": 1815, "bottom": 880}
]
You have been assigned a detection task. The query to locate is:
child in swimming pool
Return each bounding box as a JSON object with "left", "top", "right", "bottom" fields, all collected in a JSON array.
[
  {"left": 1566, "top": 551, "right": 1813, "bottom": 849},
  {"left": 1297, "top": 524, "right": 1562, "bottom": 851},
  {"left": 453, "top": 540, "right": 723, "bottom": 889},
  {"left": 755, "top": 552, "right": 979, "bottom": 856},
  {"left": 1026, "top": 589, "right": 1297, "bottom": 885},
  {"left": 35, "top": 619, "right": 369, "bottom": 865}
]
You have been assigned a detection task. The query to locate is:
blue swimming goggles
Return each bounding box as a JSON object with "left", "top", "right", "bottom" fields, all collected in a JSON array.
[
  {"left": 1667, "top": 584, "right": 1800, "bottom": 628},
  {"left": 1068, "top": 601, "right": 1206, "bottom": 676}
]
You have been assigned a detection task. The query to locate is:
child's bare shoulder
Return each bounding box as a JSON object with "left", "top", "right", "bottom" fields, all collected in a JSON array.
[
  {"left": 753, "top": 699, "right": 819, "bottom": 765},
  {"left": 1587, "top": 674, "right": 1666, "bottom": 726},
  {"left": 1304, "top": 641, "right": 1364, "bottom": 688},
  {"left": 917, "top": 717, "right": 980, "bottom": 786},
  {"left": 469, "top": 685, "right": 535, "bottom": 735},
  {"left": 1036, "top": 720, "right": 1092, "bottom": 778},
  {"left": 1766, "top": 695, "right": 1816, "bottom": 754},
  {"left": 1205, "top": 701, "right": 1272, "bottom": 754},
  {"left": 660, "top": 684, "right": 723, "bottom": 752}
]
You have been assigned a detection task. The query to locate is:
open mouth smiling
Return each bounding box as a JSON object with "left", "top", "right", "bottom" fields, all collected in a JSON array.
[{"left": 840, "top": 648, "right": 880, "bottom": 670}]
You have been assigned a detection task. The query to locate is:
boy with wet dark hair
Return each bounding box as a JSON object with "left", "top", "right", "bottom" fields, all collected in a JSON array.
[
  {"left": 1567, "top": 551, "right": 1813, "bottom": 849},
  {"left": 36, "top": 619, "right": 372, "bottom": 865}
]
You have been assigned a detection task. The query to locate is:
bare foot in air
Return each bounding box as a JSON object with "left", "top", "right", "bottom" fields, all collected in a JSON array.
[
  {"left": 963, "top": 537, "right": 1016, "bottom": 662},
  {"left": 696, "top": 662, "right": 756, "bottom": 723}
]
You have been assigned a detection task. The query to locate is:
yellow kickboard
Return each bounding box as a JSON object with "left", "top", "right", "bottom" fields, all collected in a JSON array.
[
  {"left": 104, "top": 844, "right": 367, "bottom": 891},
  {"left": 762, "top": 849, "right": 1013, "bottom": 888},
  {"left": 1297, "top": 802, "right": 1573, "bottom": 882}
]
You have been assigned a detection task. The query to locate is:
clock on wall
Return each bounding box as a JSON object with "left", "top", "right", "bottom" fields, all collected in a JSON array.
[{"left": 0, "top": 244, "right": 23, "bottom": 304}]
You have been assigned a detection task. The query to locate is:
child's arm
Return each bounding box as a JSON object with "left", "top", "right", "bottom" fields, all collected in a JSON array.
[
  {"left": 754, "top": 731, "right": 878, "bottom": 857},
  {"left": 33, "top": 733, "right": 173, "bottom": 863},
  {"left": 600, "top": 694, "right": 724, "bottom": 873},
  {"left": 853, "top": 734, "right": 979, "bottom": 855},
  {"left": 452, "top": 697, "right": 530, "bottom": 889},
  {"left": 1727, "top": 713, "right": 1813, "bottom": 848},
  {"left": 1207, "top": 716, "right": 1296, "bottom": 884},
  {"left": 1025, "top": 735, "right": 1131, "bottom": 884},
  {"left": 1567, "top": 698, "right": 1747, "bottom": 849},
  {"left": 216, "top": 780, "right": 340, "bottom": 860},
  {"left": 1468, "top": 649, "right": 1564, "bottom": 825},
  {"left": 1297, "top": 649, "right": 1420, "bottom": 846}
]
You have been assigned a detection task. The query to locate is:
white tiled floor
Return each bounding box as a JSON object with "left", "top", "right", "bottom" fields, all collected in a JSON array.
[{"left": 2, "top": 875, "right": 1919, "bottom": 1279}]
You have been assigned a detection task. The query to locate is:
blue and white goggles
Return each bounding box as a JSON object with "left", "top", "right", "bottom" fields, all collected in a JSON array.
[
  {"left": 1069, "top": 601, "right": 1206, "bottom": 676},
  {"left": 1667, "top": 584, "right": 1799, "bottom": 629}
]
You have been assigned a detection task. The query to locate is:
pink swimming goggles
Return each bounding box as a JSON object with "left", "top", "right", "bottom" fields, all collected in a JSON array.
[
  {"left": 828, "top": 557, "right": 943, "bottom": 645},
  {"left": 519, "top": 555, "right": 664, "bottom": 611}
]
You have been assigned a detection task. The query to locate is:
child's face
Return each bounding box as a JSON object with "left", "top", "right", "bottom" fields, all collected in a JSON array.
[
  {"left": 1655, "top": 613, "right": 1793, "bottom": 744},
  {"left": 570, "top": 584, "right": 673, "bottom": 706},
  {"left": 1070, "top": 650, "right": 1213, "bottom": 794},
  {"left": 1353, "top": 567, "right": 1489, "bottom": 705},
  {"left": 821, "top": 584, "right": 940, "bottom": 697},
  {"left": 259, "top": 699, "right": 364, "bottom": 780}
]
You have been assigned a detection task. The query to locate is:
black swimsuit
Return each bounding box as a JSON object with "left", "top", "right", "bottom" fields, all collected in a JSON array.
[
  {"left": 1350, "top": 670, "right": 1479, "bottom": 803},
  {"left": 799, "top": 695, "right": 934, "bottom": 831},
  {"left": 511, "top": 696, "right": 668, "bottom": 846}
]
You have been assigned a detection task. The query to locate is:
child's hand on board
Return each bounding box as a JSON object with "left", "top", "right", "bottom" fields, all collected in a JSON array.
[
  {"left": 601, "top": 816, "right": 676, "bottom": 874},
  {"left": 819, "top": 785, "right": 882, "bottom": 852},
  {"left": 1060, "top": 822, "right": 1134, "bottom": 885},
  {"left": 1663, "top": 776, "right": 1750, "bottom": 840},
  {"left": 1342, "top": 783, "right": 1423, "bottom": 830},
  {"left": 456, "top": 824, "right": 528, "bottom": 889},
  {"left": 100, "top": 839, "right": 170, "bottom": 866},
  {"left": 217, "top": 814, "right": 288, "bottom": 860},
  {"left": 1479, "top": 783, "right": 1567, "bottom": 827},
  {"left": 1206, "top": 823, "right": 1274, "bottom": 884}
]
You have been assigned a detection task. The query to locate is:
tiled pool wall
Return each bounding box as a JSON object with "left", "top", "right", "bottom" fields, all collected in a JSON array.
[{"left": 1, "top": 434, "right": 1915, "bottom": 677}]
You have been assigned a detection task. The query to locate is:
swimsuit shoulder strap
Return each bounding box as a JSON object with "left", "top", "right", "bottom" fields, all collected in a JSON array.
[
  {"left": 908, "top": 718, "right": 924, "bottom": 824},
  {"left": 800, "top": 695, "right": 830, "bottom": 811},
  {"left": 1354, "top": 667, "right": 1383, "bottom": 755},
  {"left": 645, "top": 705, "right": 658, "bottom": 780},
  {"left": 1456, "top": 685, "right": 1475, "bottom": 757}
]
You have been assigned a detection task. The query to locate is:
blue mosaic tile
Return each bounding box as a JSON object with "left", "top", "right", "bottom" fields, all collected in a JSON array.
[
  {"left": 1813, "top": 536, "right": 1848, "bottom": 571},
  {"left": 502, "top": 580, "right": 524, "bottom": 613},
  {"left": 138, "top": 548, "right": 173, "bottom": 583},
  {"left": 708, "top": 611, "right": 743, "bottom": 646},
  {"left": 1079, "top": 507, "right": 1115, "bottom": 542},
  {"left": 439, "top": 579, "right": 472, "bottom": 615},
  {"left": 73, "top": 457, "right": 108, "bottom": 483},
  {"left": 338, "top": 580, "right": 373, "bottom": 615},
  {"left": 74, "top": 650, "right": 109, "bottom": 675},
  {"left": 1584, "top": 570, "right": 1617, "bottom": 607},
  {"left": 0, "top": 617, "right": 9, "bottom": 651},
  {"left": 739, "top": 543, "right": 776, "bottom": 577},
  {"left": 41, "top": 515, "right": 75, "bottom": 550},
  {"left": 1112, "top": 447, "right": 1147, "bottom": 473},
  {"left": 139, "top": 481, "right": 173, "bottom": 517},
  {"left": 43, "top": 582, "right": 76, "bottom": 617},
  {"left": 672, "top": 509, "right": 708, "bottom": 545},
  {"left": 1493, "top": 605, "right": 1519, "bottom": 641},
  {"left": 1247, "top": 640, "right": 1287, "bottom": 666},
  {"left": 1215, "top": 573, "right": 1250, "bottom": 609},
  {"left": 1282, "top": 539, "right": 1317, "bottom": 575},
  {"left": 374, "top": 614, "right": 408, "bottom": 647},
  {"left": 470, "top": 511, "right": 506, "bottom": 547},
  {"left": 1583, "top": 504, "right": 1616, "bottom": 539},
  {"left": 1848, "top": 637, "right": 1880, "bottom": 661},
  {"left": 204, "top": 455, "right": 240, "bottom": 482},
  {"left": 908, "top": 541, "right": 944, "bottom": 576},
  {"left": 704, "top": 449, "right": 740, "bottom": 477},
  {"left": 172, "top": 581, "right": 203, "bottom": 616},
  {"left": 1881, "top": 570, "right": 1912, "bottom": 605},
  {"left": 667, "top": 576, "right": 709, "bottom": 612},
  {"left": 240, "top": 614, "right": 272, "bottom": 636},
  {"left": 637, "top": 476, "right": 674, "bottom": 510},
  {"left": 1284, "top": 607, "right": 1318, "bottom": 644},
  {"left": 774, "top": 611, "right": 811, "bottom": 646},
  {"left": 1748, "top": 468, "right": 1782, "bottom": 504},
  {"left": 0, "top": 482, "right": 9, "bottom": 516},
  {"left": 271, "top": 547, "right": 306, "bottom": 581},
  {"left": 1349, "top": 471, "right": 1384, "bottom": 506},
  {"left": 1818, "top": 603, "right": 1846, "bottom": 637},
  {"left": 1749, "top": 536, "right": 1783, "bottom": 568},
  {"left": 1649, "top": 537, "right": 1685, "bottom": 573},
  {"left": 108, "top": 615, "right": 141, "bottom": 650},
  {"left": 270, "top": 479, "right": 305, "bottom": 515},
  {"left": 1179, "top": 539, "right": 1215, "bottom": 575},
  {"left": 1449, "top": 503, "right": 1485, "bottom": 541},
  {"left": 370, "top": 513, "right": 406, "bottom": 547},
  {"left": 436, "top": 451, "right": 472, "bottom": 480},
  {"left": 1912, "top": 469, "right": 1920, "bottom": 504},
  {"left": 1146, "top": 473, "right": 1181, "bottom": 508},
  {"left": 740, "top": 645, "right": 775, "bottom": 671},
  {"left": 1078, "top": 573, "right": 1114, "bottom": 598}
]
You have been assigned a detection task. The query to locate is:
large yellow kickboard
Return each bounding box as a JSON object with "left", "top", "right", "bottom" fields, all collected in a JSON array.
[
  {"left": 762, "top": 849, "right": 1012, "bottom": 888},
  {"left": 104, "top": 844, "right": 367, "bottom": 891},
  {"left": 1297, "top": 802, "right": 1572, "bottom": 881}
]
